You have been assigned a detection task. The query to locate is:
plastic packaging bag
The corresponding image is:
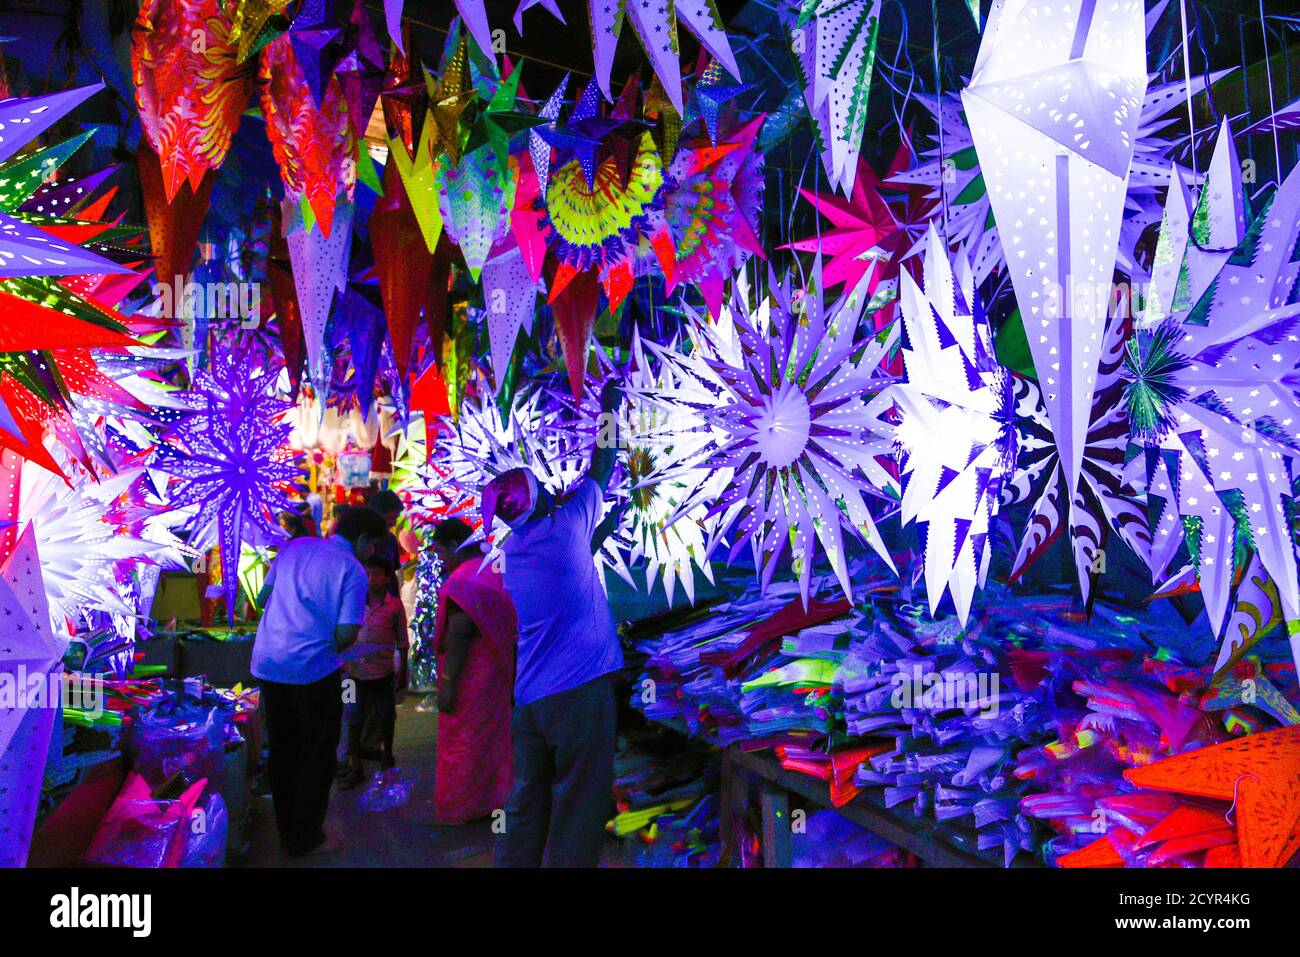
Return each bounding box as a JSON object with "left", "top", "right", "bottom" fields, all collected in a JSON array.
[
  {"left": 126, "top": 698, "right": 228, "bottom": 789},
  {"left": 82, "top": 773, "right": 206, "bottom": 868},
  {"left": 181, "top": 791, "right": 228, "bottom": 867},
  {"left": 356, "top": 766, "right": 414, "bottom": 812}
]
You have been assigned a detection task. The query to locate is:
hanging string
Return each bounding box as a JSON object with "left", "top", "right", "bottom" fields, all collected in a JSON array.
[
  {"left": 1177, "top": 0, "right": 1199, "bottom": 180},
  {"left": 1224, "top": 772, "right": 1260, "bottom": 826},
  {"left": 931, "top": 0, "right": 948, "bottom": 245},
  {"left": 1239, "top": 15, "right": 1254, "bottom": 167},
  {"left": 1259, "top": 0, "right": 1283, "bottom": 188}
]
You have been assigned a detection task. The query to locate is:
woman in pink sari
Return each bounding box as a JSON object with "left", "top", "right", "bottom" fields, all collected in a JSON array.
[{"left": 431, "top": 519, "right": 517, "bottom": 824}]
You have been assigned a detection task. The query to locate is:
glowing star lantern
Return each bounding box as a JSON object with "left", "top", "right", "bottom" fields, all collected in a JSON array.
[
  {"left": 962, "top": 0, "right": 1148, "bottom": 506},
  {"left": 512, "top": 0, "right": 739, "bottom": 110},
  {"left": 787, "top": 0, "right": 881, "bottom": 195},
  {"left": 561, "top": 339, "right": 725, "bottom": 606},
  {"left": 1006, "top": 312, "right": 1153, "bottom": 609},
  {"left": 369, "top": 164, "right": 434, "bottom": 383},
  {"left": 154, "top": 347, "right": 302, "bottom": 619},
  {"left": 424, "top": 373, "right": 633, "bottom": 589},
  {"left": 663, "top": 117, "right": 766, "bottom": 315},
  {"left": 1122, "top": 136, "right": 1300, "bottom": 672},
  {"left": 282, "top": 194, "right": 354, "bottom": 399},
  {"left": 893, "top": 229, "right": 1015, "bottom": 626},
  {"left": 1124, "top": 726, "right": 1300, "bottom": 869},
  {"left": 0, "top": 84, "right": 101, "bottom": 166},
  {"left": 260, "top": 32, "right": 356, "bottom": 239},
  {"left": 480, "top": 241, "right": 539, "bottom": 390},
  {"left": 132, "top": 0, "right": 256, "bottom": 202},
  {"left": 437, "top": 145, "right": 515, "bottom": 281},
  {"left": 892, "top": 66, "right": 1222, "bottom": 285},
  {"left": 18, "top": 462, "right": 169, "bottom": 630},
  {"left": 652, "top": 265, "right": 899, "bottom": 604},
  {"left": 0, "top": 528, "right": 64, "bottom": 867}
]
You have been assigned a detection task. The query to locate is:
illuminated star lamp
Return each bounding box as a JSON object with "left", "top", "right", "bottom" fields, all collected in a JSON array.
[
  {"left": 1002, "top": 310, "right": 1155, "bottom": 610},
  {"left": 647, "top": 263, "right": 900, "bottom": 604},
  {"left": 962, "top": 0, "right": 1148, "bottom": 534},
  {"left": 550, "top": 338, "right": 726, "bottom": 606},
  {"left": 153, "top": 347, "right": 303, "bottom": 619},
  {"left": 892, "top": 228, "right": 1016, "bottom": 626},
  {"left": 507, "top": 0, "right": 740, "bottom": 110},
  {"left": 0, "top": 528, "right": 65, "bottom": 867},
  {"left": 662, "top": 116, "right": 766, "bottom": 317},
  {"left": 423, "top": 372, "right": 634, "bottom": 589},
  {"left": 1122, "top": 127, "right": 1300, "bottom": 676},
  {"left": 786, "top": 0, "right": 882, "bottom": 195},
  {"left": 17, "top": 459, "right": 173, "bottom": 631},
  {"left": 893, "top": 2, "right": 1213, "bottom": 284},
  {"left": 132, "top": 0, "right": 256, "bottom": 202}
]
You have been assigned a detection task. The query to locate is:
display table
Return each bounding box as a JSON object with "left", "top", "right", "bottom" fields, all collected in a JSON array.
[{"left": 718, "top": 746, "right": 1039, "bottom": 868}]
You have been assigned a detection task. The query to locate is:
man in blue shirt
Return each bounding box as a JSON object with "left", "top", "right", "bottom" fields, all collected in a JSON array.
[
  {"left": 488, "top": 380, "right": 624, "bottom": 867},
  {"left": 253, "top": 506, "right": 388, "bottom": 857}
]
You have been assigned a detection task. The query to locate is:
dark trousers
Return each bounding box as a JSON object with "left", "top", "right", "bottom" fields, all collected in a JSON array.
[
  {"left": 494, "top": 675, "right": 616, "bottom": 868},
  {"left": 262, "top": 670, "right": 343, "bottom": 855},
  {"left": 347, "top": 676, "right": 396, "bottom": 764}
]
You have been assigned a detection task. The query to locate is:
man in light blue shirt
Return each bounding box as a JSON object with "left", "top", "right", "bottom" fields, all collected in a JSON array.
[
  {"left": 253, "top": 506, "right": 387, "bottom": 857},
  {"left": 489, "top": 380, "right": 624, "bottom": 867}
]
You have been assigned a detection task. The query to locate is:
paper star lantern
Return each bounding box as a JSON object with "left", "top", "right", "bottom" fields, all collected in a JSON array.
[
  {"left": 543, "top": 130, "right": 664, "bottom": 275},
  {"left": 647, "top": 264, "right": 899, "bottom": 604},
  {"left": 228, "top": 0, "right": 294, "bottom": 62},
  {"left": 369, "top": 164, "right": 433, "bottom": 383},
  {"left": 480, "top": 240, "right": 539, "bottom": 389},
  {"left": 18, "top": 460, "right": 170, "bottom": 629},
  {"left": 528, "top": 73, "right": 569, "bottom": 196},
  {"left": 1003, "top": 312, "right": 1154, "bottom": 608},
  {"left": 153, "top": 347, "right": 302, "bottom": 619},
  {"left": 282, "top": 194, "right": 354, "bottom": 400},
  {"left": 287, "top": 0, "right": 344, "bottom": 106},
  {"left": 662, "top": 116, "right": 765, "bottom": 316},
  {"left": 893, "top": 66, "right": 1219, "bottom": 284},
  {"left": 562, "top": 338, "right": 725, "bottom": 606},
  {"left": 513, "top": 0, "right": 738, "bottom": 111},
  {"left": 0, "top": 527, "right": 63, "bottom": 867},
  {"left": 132, "top": 0, "right": 255, "bottom": 202},
  {"left": 893, "top": 229, "right": 1016, "bottom": 625},
  {"left": 962, "top": 0, "right": 1148, "bottom": 514},
  {"left": 332, "top": 0, "right": 387, "bottom": 141},
  {"left": 0, "top": 85, "right": 101, "bottom": 167},
  {"left": 260, "top": 32, "right": 356, "bottom": 238},
  {"left": 1122, "top": 130, "right": 1300, "bottom": 670},
  {"left": 436, "top": 145, "right": 516, "bottom": 281},
  {"left": 1124, "top": 726, "right": 1300, "bottom": 868},
  {"left": 787, "top": 0, "right": 881, "bottom": 195},
  {"left": 423, "top": 372, "right": 632, "bottom": 588}
]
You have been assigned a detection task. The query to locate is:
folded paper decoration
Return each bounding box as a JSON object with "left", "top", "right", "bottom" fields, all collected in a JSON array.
[
  {"left": 0, "top": 527, "right": 65, "bottom": 867},
  {"left": 963, "top": 0, "right": 1148, "bottom": 512},
  {"left": 894, "top": 228, "right": 1015, "bottom": 625},
  {"left": 133, "top": 0, "right": 255, "bottom": 203}
]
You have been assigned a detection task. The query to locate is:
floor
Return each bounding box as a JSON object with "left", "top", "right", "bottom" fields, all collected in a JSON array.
[
  {"left": 234, "top": 694, "right": 498, "bottom": 868},
  {"left": 233, "top": 692, "right": 629, "bottom": 868}
]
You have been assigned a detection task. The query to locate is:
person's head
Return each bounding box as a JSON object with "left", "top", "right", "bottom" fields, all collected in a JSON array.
[
  {"left": 278, "top": 509, "right": 308, "bottom": 538},
  {"left": 481, "top": 467, "right": 547, "bottom": 528},
  {"left": 431, "top": 518, "right": 474, "bottom": 568},
  {"left": 333, "top": 505, "right": 387, "bottom": 561},
  {"left": 364, "top": 557, "right": 396, "bottom": 595},
  {"left": 369, "top": 489, "right": 403, "bottom": 529}
]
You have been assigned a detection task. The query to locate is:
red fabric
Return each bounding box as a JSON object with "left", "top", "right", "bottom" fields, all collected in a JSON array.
[{"left": 434, "top": 559, "right": 518, "bottom": 824}]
